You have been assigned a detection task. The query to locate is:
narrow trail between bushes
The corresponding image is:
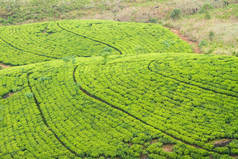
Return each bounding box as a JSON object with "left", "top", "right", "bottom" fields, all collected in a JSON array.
[
  {"left": 169, "top": 28, "right": 201, "bottom": 54},
  {"left": 26, "top": 72, "right": 82, "bottom": 158},
  {"left": 57, "top": 23, "right": 123, "bottom": 55},
  {"left": 0, "top": 63, "right": 11, "bottom": 69},
  {"left": 148, "top": 60, "right": 238, "bottom": 99},
  {"left": 0, "top": 148, "right": 28, "bottom": 158},
  {"left": 0, "top": 36, "right": 58, "bottom": 59}
]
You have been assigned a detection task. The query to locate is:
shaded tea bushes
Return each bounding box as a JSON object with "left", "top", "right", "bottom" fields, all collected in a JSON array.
[{"left": 0, "top": 20, "right": 192, "bottom": 65}]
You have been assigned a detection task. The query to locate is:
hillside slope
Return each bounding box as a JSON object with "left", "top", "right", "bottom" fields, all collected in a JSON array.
[
  {"left": 0, "top": 53, "right": 238, "bottom": 158},
  {"left": 0, "top": 20, "right": 192, "bottom": 65},
  {"left": 1, "top": 0, "right": 238, "bottom": 56}
]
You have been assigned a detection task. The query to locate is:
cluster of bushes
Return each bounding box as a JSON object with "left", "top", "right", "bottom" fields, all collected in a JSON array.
[
  {"left": 0, "top": 20, "right": 192, "bottom": 66},
  {"left": 169, "top": 0, "right": 233, "bottom": 20}
]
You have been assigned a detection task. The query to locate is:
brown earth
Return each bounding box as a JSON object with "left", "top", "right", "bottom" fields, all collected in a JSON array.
[
  {"left": 0, "top": 63, "right": 11, "bottom": 69},
  {"left": 162, "top": 144, "right": 174, "bottom": 152},
  {"left": 3, "top": 92, "right": 14, "bottom": 99},
  {"left": 140, "top": 154, "right": 148, "bottom": 159},
  {"left": 169, "top": 28, "right": 201, "bottom": 54},
  {"left": 213, "top": 139, "right": 232, "bottom": 147}
]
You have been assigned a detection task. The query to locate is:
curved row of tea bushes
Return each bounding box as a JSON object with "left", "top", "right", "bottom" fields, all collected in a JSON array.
[
  {"left": 59, "top": 20, "right": 193, "bottom": 55},
  {"left": 75, "top": 53, "right": 238, "bottom": 156},
  {"left": 1, "top": 55, "right": 236, "bottom": 158},
  {"left": 0, "top": 20, "right": 192, "bottom": 65}
]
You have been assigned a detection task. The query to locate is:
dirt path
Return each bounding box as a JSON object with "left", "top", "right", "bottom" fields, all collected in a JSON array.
[
  {"left": 57, "top": 23, "right": 122, "bottom": 55},
  {"left": 0, "top": 63, "right": 11, "bottom": 69},
  {"left": 169, "top": 28, "right": 201, "bottom": 54}
]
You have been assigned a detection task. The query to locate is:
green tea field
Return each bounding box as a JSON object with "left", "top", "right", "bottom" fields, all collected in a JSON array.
[{"left": 0, "top": 20, "right": 238, "bottom": 159}]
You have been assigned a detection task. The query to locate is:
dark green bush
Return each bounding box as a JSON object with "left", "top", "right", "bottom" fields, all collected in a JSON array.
[
  {"left": 209, "top": 31, "right": 215, "bottom": 41},
  {"left": 199, "top": 40, "right": 207, "bottom": 48},
  {"left": 148, "top": 18, "right": 158, "bottom": 23},
  {"left": 170, "top": 9, "right": 181, "bottom": 19}
]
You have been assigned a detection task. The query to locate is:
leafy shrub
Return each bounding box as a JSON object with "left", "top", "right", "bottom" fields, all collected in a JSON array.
[
  {"left": 148, "top": 18, "right": 158, "bottom": 23},
  {"left": 209, "top": 31, "right": 215, "bottom": 41},
  {"left": 170, "top": 9, "right": 181, "bottom": 19},
  {"left": 232, "top": 51, "right": 238, "bottom": 57},
  {"left": 199, "top": 40, "right": 207, "bottom": 48}
]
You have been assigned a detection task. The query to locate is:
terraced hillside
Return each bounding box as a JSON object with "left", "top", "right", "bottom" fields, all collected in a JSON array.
[
  {"left": 0, "top": 54, "right": 238, "bottom": 158},
  {"left": 0, "top": 20, "right": 192, "bottom": 66},
  {"left": 0, "top": 20, "right": 238, "bottom": 159}
]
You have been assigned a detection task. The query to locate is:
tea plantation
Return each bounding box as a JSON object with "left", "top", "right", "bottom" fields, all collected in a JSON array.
[
  {"left": 0, "top": 20, "right": 237, "bottom": 159},
  {"left": 0, "top": 20, "right": 192, "bottom": 65}
]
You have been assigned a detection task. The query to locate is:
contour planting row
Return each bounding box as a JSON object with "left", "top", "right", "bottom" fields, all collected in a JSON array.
[
  {"left": 0, "top": 66, "right": 77, "bottom": 158},
  {"left": 74, "top": 53, "right": 238, "bottom": 155},
  {"left": 0, "top": 67, "right": 29, "bottom": 99},
  {"left": 0, "top": 21, "right": 120, "bottom": 65},
  {"left": 149, "top": 55, "right": 238, "bottom": 98},
  {"left": 24, "top": 58, "right": 236, "bottom": 158},
  {"left": 1, "top": 57, "right": 233, "bottom": 158},
  {"left": 59, "top": 20, "right": 193, "bottom": 55},
  {"left": 26, "top": 62, "right": 161, "bottom": 158},
  {"left": 0, "top": 39, "right": 50, "bottom": 65},
  {"left": 0, "top": 20, "right": 193, "bottom": 65}
]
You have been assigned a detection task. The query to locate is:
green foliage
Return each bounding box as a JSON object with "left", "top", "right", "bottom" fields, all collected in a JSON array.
[
  {"left": 170, "top": 9, "right": 181, "bottom": 19},
  {"left": 0, "top": 52, "right": 238, "bottom": 158},
  {"left": 0, "top": 20, "right": 192, "bottom": 65},
  {"left": 148, "top": 17, "right": 158, "bottom": 23},
  {"left": 209, "top": 31, "right": 215, "bottom": 41},
  {"left": 204, "top": 11, "right": 211, "bottom": 19},
  {"left": 232, "top": 51, "right": 238, "bottom": 57},
  {"left": 25, "top": 92, "right": 33, "bottom": 98},
  {"left": 0, "top": 17, "right": 237, "bottom": 158},
  {"left": 199, "top": 40, "right": 207, "bottom": 48},
  {"left": 200, "top": 4, "right": 213, "bottom": 14}
]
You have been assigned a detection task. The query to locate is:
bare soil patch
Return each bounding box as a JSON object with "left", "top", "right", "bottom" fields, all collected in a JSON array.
[
  {"left": 0, "top": 63, "right": 11, "bottom": 69},
  {"left": 140, "top": 154, "right": 148, "bottom": 159},
  {"left": 162, "top": 144, "right": 174, "bottom": 152},
  {"left": 232, "top": 155, "right": 238, "bottom": 159},
  {"left": 3, "top": 92, "right": 14, "bottom": 99},
  {"left": 169, "top": 28, "right": 201, "bottom": 54},
  {"left": 213, "top": 139, "right": 232, "bottom": 147}
]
